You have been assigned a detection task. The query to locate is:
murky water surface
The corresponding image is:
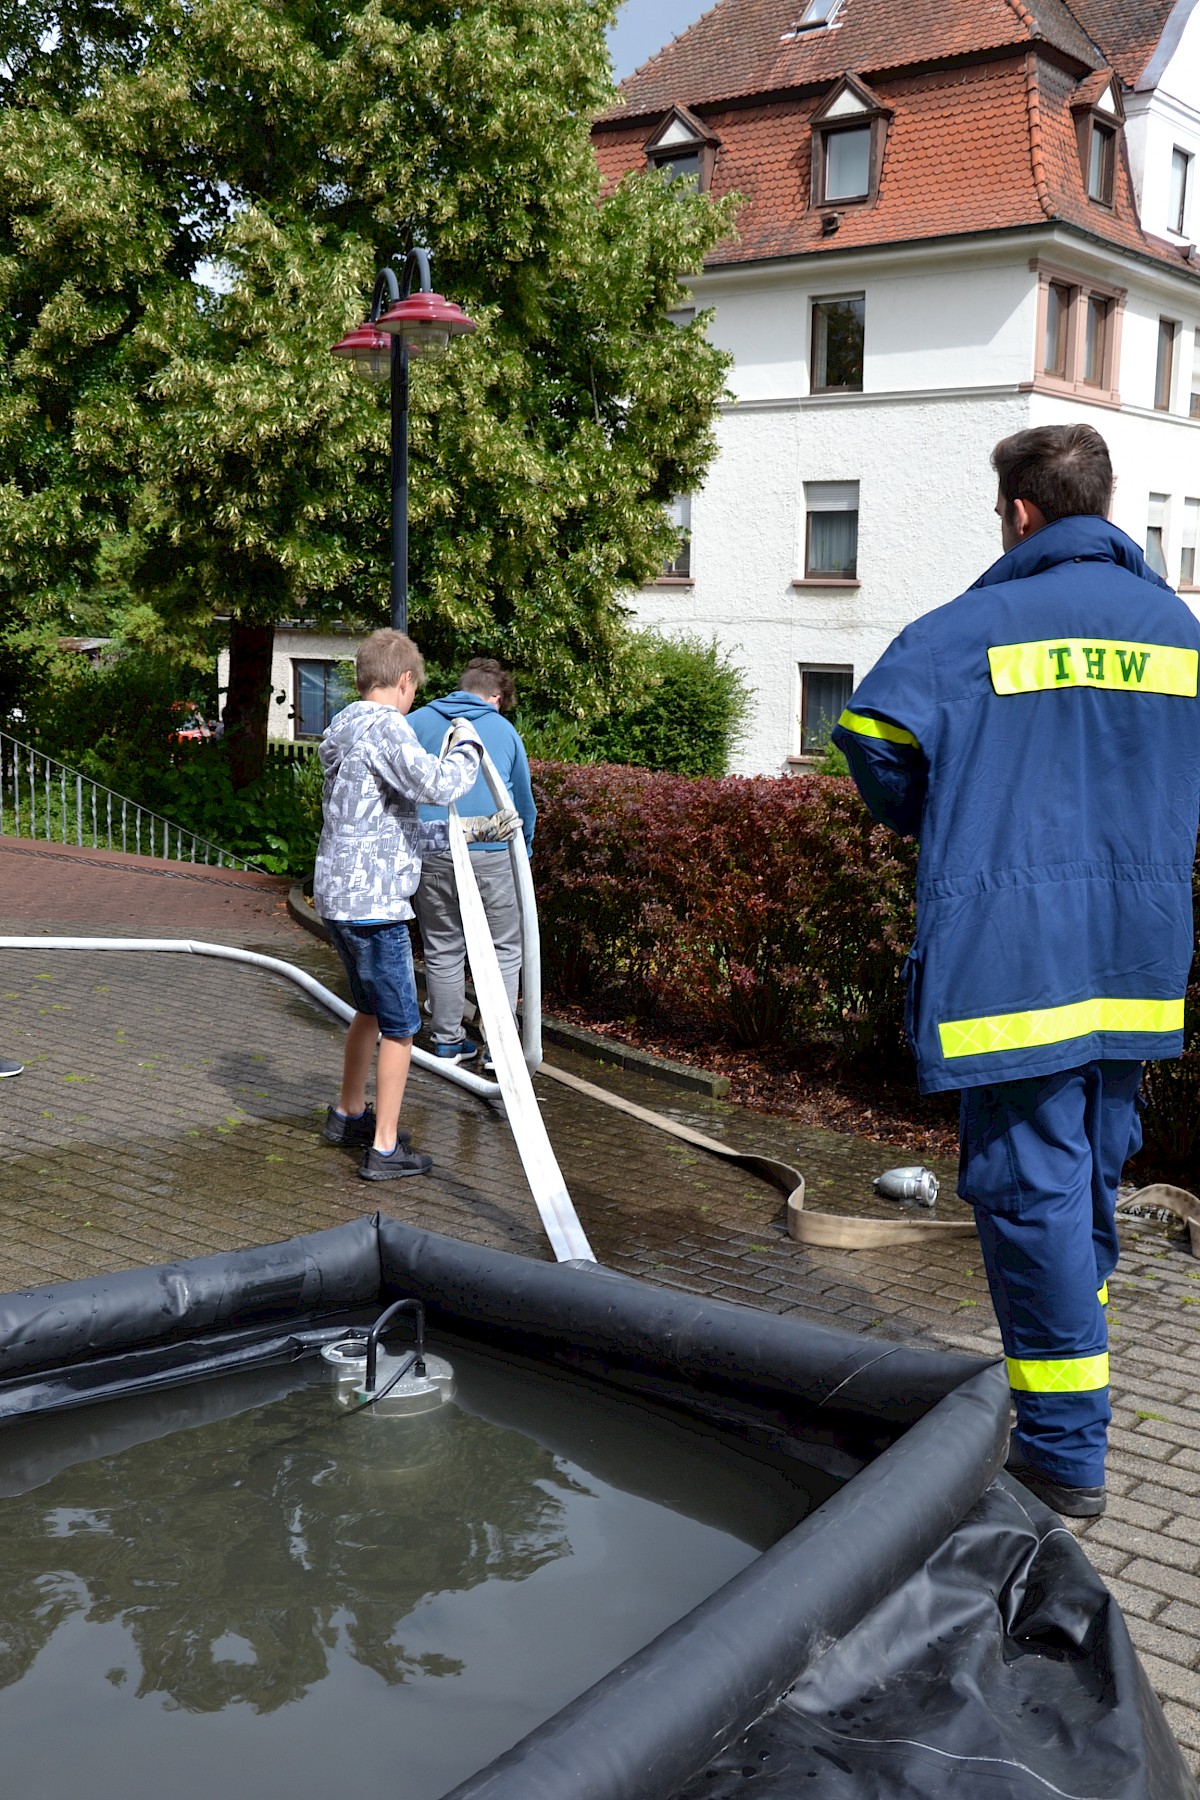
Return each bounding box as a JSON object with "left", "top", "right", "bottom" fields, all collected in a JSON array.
[{"left": 0, "top": 1340, "right": 831, "bottom": 1799}]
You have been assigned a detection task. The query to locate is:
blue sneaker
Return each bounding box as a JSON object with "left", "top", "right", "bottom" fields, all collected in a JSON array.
[{"left": 433, "top": 1039, "right": 477, "bottom": 1063}]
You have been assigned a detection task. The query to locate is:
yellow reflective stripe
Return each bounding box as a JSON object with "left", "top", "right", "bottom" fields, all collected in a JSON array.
[
  {"left": 1007, "top": 1353, "right": 1109, "bottom": 1394},
  {"left": 939, "top": 996, "right": 1184, "bottom": 1061},
  {"left": 989, "top": 638, "right": 1198, "bottom": 697},
  {"left": 1097, "top": 1282, "right": 1108, "bottom": 1307},
  {"left": 836, "top": 708, "right": 919, "bottom": 747}
]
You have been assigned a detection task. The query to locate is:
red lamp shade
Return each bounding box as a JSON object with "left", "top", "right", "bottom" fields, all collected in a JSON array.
[
  {"left": 375, "top": 290, "right": 477, "bottom": 361},
  {"left": 329, "top": 321, "right": 391, "bottom": 382}
]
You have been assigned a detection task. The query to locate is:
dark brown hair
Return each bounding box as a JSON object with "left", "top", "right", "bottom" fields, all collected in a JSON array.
[
  {"left": 458, "top": 656, "right": 515, "bottom": 712},
  {"left": 991, "top": 424, "right": 1113, "bottom": 523},
  {"left": 355, "top": 629, "right": 426, "bottom": 695}
]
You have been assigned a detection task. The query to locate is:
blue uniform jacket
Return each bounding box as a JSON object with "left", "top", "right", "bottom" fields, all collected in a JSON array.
[
  {"left": 831, "top": 515, "right": 1200, "bottom": 1094},
  {"left": 407, "top": 691, "right": 536, "bottom": 857}
]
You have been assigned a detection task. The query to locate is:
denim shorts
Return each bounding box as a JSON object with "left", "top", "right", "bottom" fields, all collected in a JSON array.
[{"left": 324, "top": 920, "right": 422, "bottom": 1040}]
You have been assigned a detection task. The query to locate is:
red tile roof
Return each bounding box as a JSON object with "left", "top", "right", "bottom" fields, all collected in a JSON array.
[
  {"left": 593, "top": 0, "right": 1200, "bottom": 279},
  {"left": 1066, "top": 0, "right": 1189, "bottom": 87},
  {"left": 603, "top": 0, "right": 1103, "bottom": 121}
]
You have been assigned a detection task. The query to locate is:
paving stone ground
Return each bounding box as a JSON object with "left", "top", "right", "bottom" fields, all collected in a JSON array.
[{"left": 1, "top": 834, "right": 1199, "bottom": 1771}]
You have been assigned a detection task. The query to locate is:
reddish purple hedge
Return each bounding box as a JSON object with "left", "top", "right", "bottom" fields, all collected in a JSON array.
[{"left": 530, "top": 761, "right": 917, "bottom": 1057}]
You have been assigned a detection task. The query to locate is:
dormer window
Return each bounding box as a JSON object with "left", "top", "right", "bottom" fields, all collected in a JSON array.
[
  {"left": 643, "top": 106, "right": 719, "bottom": 194},
  {"left": 1072, "top": 74, "right": 1123, "bottom": 211},
  {"left": 810, "top": 76, "right": 890, "bottom": 210}
]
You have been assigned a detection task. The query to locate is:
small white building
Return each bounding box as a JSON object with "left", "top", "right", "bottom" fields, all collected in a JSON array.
[
  {"left": 216, "top": 625, "right": 359, "bottom": 742},
  {"left": 594, "top": 0, "right": 1200, "bottom": 773}
]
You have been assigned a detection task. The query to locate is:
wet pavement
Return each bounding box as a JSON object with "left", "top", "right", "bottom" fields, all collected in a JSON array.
[{"left": 2, "top": 834, "right": 1200, "bottom": 1773}]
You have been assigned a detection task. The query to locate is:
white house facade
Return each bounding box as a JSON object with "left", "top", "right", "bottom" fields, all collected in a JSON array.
[{"left": 595, "top": 0, "right": 1200, "bottom": 774}]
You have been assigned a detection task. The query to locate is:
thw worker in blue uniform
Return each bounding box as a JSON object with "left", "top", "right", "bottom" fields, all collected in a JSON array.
[{"left": 832, "top": 424, "right": 1200, "bottom": 1517}]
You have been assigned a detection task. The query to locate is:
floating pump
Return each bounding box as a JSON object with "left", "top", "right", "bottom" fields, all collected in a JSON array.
[{"left": 321, "top": 1298, "right": 456, "bottom": 1417}]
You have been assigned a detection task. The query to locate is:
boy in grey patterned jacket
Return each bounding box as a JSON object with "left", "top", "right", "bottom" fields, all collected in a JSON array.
[{"left": 314, "top": 629, "right": 483, "bottom": 1180}]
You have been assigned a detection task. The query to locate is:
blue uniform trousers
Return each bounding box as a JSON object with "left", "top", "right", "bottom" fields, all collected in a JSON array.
[{"left": 958, "top": 1061, "right": 1143, "bottom": 1489}]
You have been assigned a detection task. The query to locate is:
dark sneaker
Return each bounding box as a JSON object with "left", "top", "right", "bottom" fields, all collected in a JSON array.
[
  {"left": 323, "top": 1105, "right": 375, "bottom": 1146},
  {"left": 322, "top": 1106, "right": 412, "bottom": 1149},
  {"left": 481, "top": 1052, "right": 496, "bottom": 1076},
  {"left": 0, "top": 1058, "right": 23, "bottom": 1078},
  {"left": 1006, "top": 1455, "right": 1106, "bottom": 1518},
  {"left": 359, "top": 1145, "right": 433, "bottom": 1181},
  {"left": 433, "top": 1039, "right": 477, "bottom": 1064}
]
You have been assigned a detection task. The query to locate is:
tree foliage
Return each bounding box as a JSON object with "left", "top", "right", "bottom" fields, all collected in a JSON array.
[{"left": 0, "top": 0, "right": 737, "bottom": 773}]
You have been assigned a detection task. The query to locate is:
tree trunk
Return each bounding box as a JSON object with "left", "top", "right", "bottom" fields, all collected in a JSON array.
[{"left": 223, "top": 617, "right": 275, "bottom": 790}]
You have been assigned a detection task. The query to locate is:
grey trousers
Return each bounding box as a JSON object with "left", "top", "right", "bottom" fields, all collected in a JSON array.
[{"left": 413, "top": 850, "right": 522, "bottom": 1043}]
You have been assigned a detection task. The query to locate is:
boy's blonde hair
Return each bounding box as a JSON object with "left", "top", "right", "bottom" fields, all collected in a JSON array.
[{"left": 355, "top": 629, "right": 426, "bottom": 696}]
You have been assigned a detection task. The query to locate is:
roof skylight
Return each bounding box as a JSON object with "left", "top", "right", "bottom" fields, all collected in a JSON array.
[{"left": 794, "top": 0, "right": 844, "bottom": 29}]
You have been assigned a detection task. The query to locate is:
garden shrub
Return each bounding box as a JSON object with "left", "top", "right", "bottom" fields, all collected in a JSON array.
[
  {"left": 531, "top": 761, "right": 915, "bottom": 1056},
  {"left": 582, "top": 634, "right": 752, "bottom": 777},
  {"left": 133, "top": 743, "right": 323, "bottom": 876},
  {"left": 17, "top": 647, "right": 321, "bottom": 875},
  {"left": 517, "top": 632, "right": 752, "bottom": 777},
  {"left": 22, "top": 649, "right": 213, "bottom": 793}
]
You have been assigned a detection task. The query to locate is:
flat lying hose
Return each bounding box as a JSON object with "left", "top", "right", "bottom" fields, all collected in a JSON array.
[
  {"left": 540, "top": 1067, "right": 1200, "bottom": 1256},
  {"left": 540, "top": 1064, "right": 977, "bottom": 1247}
]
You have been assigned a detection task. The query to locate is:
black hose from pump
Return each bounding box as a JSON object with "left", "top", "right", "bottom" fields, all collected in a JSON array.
[{"left": 363, "top": 1297, "right": 427, "bottom": 1393}]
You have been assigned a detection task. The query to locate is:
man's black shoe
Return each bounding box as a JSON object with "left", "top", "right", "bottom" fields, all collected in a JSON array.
[
  {"left": 359, "top": 1144, "right": 433, "bottom": 1181},
  {"left": 1006, "top": 1454, "right": 1106, "bottom": 1518},
  {"left": 323, "top": 1106, "right": 410, "bottom": 1150}
]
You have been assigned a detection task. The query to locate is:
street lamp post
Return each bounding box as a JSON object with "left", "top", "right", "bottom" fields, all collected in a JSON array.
[{"left": 330, "top": 247, "right": 477, "bottom": 635}]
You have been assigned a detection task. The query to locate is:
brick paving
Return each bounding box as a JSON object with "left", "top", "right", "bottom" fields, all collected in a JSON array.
[{"left": 1, "top": 834, "right": 1199, "bottom": 1770}]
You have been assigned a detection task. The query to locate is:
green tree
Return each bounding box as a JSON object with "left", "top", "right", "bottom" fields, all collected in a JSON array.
[{"left": 0, "top": 0, "right": 736, "bottom": 785}]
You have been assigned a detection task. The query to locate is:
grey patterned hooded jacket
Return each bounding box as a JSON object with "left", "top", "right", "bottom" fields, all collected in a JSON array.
[{"left": 313, "top": 701, "right": 481, "bottom": 921}]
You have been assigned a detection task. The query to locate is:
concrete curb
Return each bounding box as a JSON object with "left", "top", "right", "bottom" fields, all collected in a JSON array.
[{"left": 286, "top": 883, "right": 730, "bottom": 1099}]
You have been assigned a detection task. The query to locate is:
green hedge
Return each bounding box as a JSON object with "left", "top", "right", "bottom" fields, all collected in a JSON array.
[{"left": 518, "top": 632, "right": 752, "bottom": 777}]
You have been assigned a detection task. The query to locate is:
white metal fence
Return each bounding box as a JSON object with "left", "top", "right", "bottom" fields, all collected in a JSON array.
[{"left": 0, "top": 731, "right": 259, "bottom": 871}]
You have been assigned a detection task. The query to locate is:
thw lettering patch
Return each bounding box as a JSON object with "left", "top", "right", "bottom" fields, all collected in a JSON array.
[{"left": 988, "top": 638, "right": 1198, "bottom": 697}]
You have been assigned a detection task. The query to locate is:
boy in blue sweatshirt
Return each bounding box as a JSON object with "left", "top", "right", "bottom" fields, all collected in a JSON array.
[{"left": 408, "top": 659, "right": 535, "bottom": 1067}]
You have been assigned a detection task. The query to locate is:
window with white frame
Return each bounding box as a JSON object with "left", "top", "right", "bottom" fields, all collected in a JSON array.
[
  {"left": 804, "top": 481, "right": 859, "bottom": 579},
  {"left": 1032, "top": 261, "right": 1124, "bottom": 403},
  {"left": 798, "top": 666, "right": 853, "bottom": 756},
  {"left": 1146, "top": 494, "right": 1169, "bottom": 582},
  {"left": 1155, "top": 318, "right": 1178, "bottom": 411},
  {"left": 1190, "top": 334, "right": 1200, "bottom": 419},
  {"left": 661, "top": 494, "right": 692, "bottom": 578},
  {"left": 1181, "top": 498, "right": 1199, "bottom": 589},
  {"left": 1170, "top": 147, "right": 1192, "bottom": 237}
]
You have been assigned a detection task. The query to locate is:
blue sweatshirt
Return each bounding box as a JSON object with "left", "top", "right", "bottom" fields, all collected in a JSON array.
[
  {"left": 832, "top": 515, "right": 1200, "bottom": 1093},
  {"left": 407, "top": 690, "right": 536, "bottom": 857}
]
